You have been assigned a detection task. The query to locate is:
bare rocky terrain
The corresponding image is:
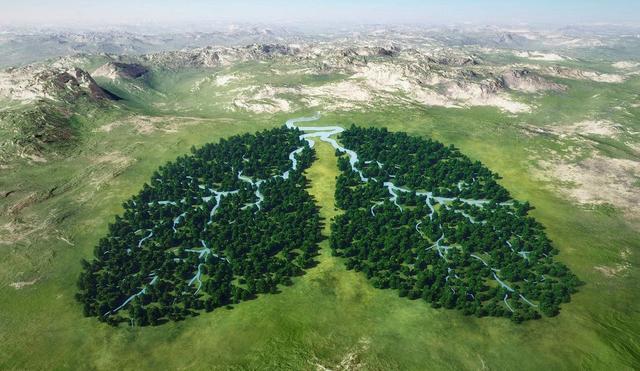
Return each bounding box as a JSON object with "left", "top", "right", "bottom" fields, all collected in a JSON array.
[
  {"left": 0, "top": 63, "right": 119, "bottom": 102},
  {"left": 1, "top": 25, "right": 639, "bottom": 220}
]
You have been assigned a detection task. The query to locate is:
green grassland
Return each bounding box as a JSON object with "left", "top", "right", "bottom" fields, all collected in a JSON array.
[{"left": 1, "top": 64, "right": 639, "bottom": 369}]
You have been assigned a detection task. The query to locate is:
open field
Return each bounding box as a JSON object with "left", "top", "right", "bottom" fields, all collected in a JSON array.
[{"left": 1, "top": 88, "right": 639, "bottom": 368}]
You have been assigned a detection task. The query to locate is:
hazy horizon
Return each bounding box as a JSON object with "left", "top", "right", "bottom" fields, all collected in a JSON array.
[{"left": 1, "top": 0, "right": 639, "bottom": 29}]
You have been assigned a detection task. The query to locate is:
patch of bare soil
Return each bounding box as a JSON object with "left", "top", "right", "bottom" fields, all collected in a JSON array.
[
  {"left": 595, "top": 264, "right": 629, "bottom": 277},
  {"left": 231, "top": 85, "right": 293, "bottom": 113},
  {"left": 521, "top": 120, "right": 627, "bottom": 139},
  {"left": 9, "top": 277, "right": 39, "bottom": 289},
  {"left": 314, "top": 337, "right": 371, "bottom": 371},
  {"left": 612, "top": 61, "right": 640, "bottom": 70},
  {"left": 95, "top": 115, "right": 211, "bottom": 135},
  {"left": 513, "top": 51, "right": 567, "bottom": 61},
  {"left": 594, "top": 248, "right": 632, "bottom": 277},
  {"left": 89, "top": 151, "right": 135, "bottom": 189},
  {"left": 534, "top": 155, "right": 640, "bottom": 217},
  {"left": 539, "top": 66, "right": 625, "bottom": 83},
  {"left": 563, "top": 120, "right": 624, "bottom": 137},
  {"left": 0, "top": 212, "right": 54, "bottom": 246}
]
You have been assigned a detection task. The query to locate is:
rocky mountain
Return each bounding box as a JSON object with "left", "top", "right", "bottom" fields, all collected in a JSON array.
[
  {"left": 3, "top": 24, "right": 640, "bottom": 68},
  {"left": 500, "top": 68, "right": 566, "bottom": 93},
  {"left": 0, "top": 102, "right": 75, "bottom": 163},
  {"left": 0, "top": 26, "right": 297, "bottom": 67},
  {"left": 130, "top": 42, "right": 567, "bottom": 114},
  {"left": 0, "top": 35, "right": 630, "bottom": 163},
  {"left": 0, "top": 61, "right": 122, "bottom": 164},
  {"left": 6, "top": 36, "right": 627, "bottom": 118},
  {"left": 140, "top": 43, "right": 301, "bottom": 69},
  {"left": 0, "top": 64, "right": 120, "bottom": 103},
  {"left": 93, "top": 62, "right": 149, "bottom": 80}
]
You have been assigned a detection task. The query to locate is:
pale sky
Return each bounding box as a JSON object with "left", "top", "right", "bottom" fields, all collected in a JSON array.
[{"left": 0, "top": 0, "right": 639, "bottom": 27}]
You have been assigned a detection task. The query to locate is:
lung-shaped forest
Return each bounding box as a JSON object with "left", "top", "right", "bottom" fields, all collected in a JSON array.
[
  {"left": 76, "top": 128, "right": 322, "bottom": 326},
  {"left": 331, "top": 126, "right": 582, "bottom": 322},
  {"left": 77, "top": 117, "right": 580, "bottom": 326}
]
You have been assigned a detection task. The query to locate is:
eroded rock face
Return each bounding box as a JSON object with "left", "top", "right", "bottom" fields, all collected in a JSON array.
[
  {"left": 341, "top": 46, "right": 400, "bottom": 58},
  {"left": 500, "top": 68, "right": 566, "bottom": 93},
  {"left": 0, "top": 65, "right": 119, "bottom": 102},
  {"left": 93, "top": 62, "right": 149, "bottom": 80},
  {"left": 541, "top": 66, "right": 625, "bottom": 83},
  {"left": 253, "top": 43, "right": 298, "bottom": 56},
  {"left": 432, "top": 55, "right": 479, "bottom": 66},
  {"left": 68, "top": 67, "right": 121, "bottom": 100},
  {"left": 0, "top": 101, "right": 76, "bottom": 163},
  {"left": 142, "top": 43, "right": 300, "bottom": 69}
]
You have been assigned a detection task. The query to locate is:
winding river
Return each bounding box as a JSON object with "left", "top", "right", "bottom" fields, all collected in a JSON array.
[
  {"left": 286, "top": 113, "right": 537, "bottom": 310},
  {"left": 109, "top": 113, "right": 537, "bottom": 317}
]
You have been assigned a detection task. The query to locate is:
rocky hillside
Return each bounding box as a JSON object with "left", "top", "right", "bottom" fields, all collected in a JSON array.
[
  {"left": 0, "top": 62, "right": 122, "bottom": 164},
  {"left": 4, "top": 39, "right": 631, "bottom": 116},
  {"left": 0, "top": 102, "right": 78, "bottom": 164},
  {"left": 0, "top": 39, "right": 633, "bottom": 163},
  {"left": 92, "top": 62, "right": 149, "bottom": 80},
  {"left": 131, "top": 42, "right": 569, "bottom": 114},
  {"left": 140, "top": 43, "right": 300, "bottom": 69},
  {"left": 0, "top": 64, "right": 120, "bottom": 103}
]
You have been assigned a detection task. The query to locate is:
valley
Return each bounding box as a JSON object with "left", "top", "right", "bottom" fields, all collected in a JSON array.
[{"left": 0, "top": 24, "right": 639, "bottom": 369}]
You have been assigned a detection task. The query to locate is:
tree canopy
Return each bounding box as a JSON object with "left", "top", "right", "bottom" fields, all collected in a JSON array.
[
  {"left": 76, "top": 127, "right": 322, "bottom": 326},
  {"left": 331, "top": 126, "right": 582, "bottom": 322},
  {"left": 77, "top": 123, "right": 581, "bottom": 326}
]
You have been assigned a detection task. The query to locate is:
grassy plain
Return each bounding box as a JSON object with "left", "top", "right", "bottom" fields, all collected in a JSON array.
[{"left": 1, "top": 70, "right": 639, "bottom": 369}]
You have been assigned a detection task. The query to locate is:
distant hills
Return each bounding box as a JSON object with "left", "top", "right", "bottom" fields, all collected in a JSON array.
[{"left": 2, "top": 24, "right": 640, "bottom": 67}]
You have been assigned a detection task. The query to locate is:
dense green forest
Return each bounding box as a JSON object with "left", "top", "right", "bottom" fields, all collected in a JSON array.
[
  {"left": 78, "top": 123, "right": 581, "bottom": 326},
  {"left": 331, "top": 126, "right": 582, "bottom": 322},
  {"left": 76, "top": 128, "right": 322, "bottom": 326}
]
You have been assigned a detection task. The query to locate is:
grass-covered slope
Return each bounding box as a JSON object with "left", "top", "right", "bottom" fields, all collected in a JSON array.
[
  {"left": 1, "top": 110, "right": 638, "bottom": 369},
  {"left": 0, "top": 102, "right": 77, "bottom": 162},
  {"left": 1, "top": 55, "right": 639, "bottom": 368}
]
